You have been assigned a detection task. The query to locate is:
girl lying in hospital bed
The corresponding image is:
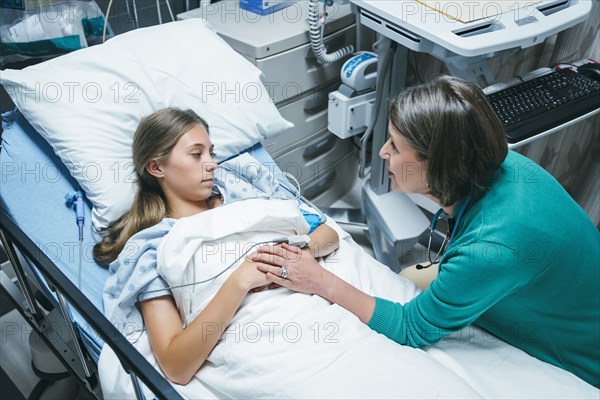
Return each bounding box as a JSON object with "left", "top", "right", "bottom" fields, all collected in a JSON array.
[{"left": 94, "top": 107, "right": 340, "bottom": 385}]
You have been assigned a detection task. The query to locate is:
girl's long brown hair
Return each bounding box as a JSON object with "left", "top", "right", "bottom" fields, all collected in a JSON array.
[{"left": 93, "top": 108, "right": 208, "bottom": 265}]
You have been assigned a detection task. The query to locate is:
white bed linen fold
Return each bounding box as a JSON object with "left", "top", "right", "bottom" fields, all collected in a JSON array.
[{"left": 99, "top": 200, "right": 598, "bottom": 399}]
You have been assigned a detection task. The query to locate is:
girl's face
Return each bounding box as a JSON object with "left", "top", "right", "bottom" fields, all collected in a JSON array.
[
  {"left": 148, "top": 124, "right": 217, "bottom": 212},
  {"left": 379, "top": 122, "right": 428, "bottom": 194}
]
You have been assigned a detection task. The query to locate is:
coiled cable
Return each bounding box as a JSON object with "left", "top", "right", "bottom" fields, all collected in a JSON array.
[{"left": 308, "top": 0, "right": 354, "bottom": 65}]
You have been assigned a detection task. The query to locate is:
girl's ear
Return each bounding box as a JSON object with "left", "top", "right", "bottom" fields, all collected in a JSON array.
[{"left": 146, "top": 159, "right": 164, "bottom": 179}]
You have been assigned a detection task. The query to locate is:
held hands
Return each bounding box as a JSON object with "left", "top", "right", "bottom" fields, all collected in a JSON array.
[
  {"left": 231, "top": 256, "right": 270, "bottom": 293},
  {"left": 252, "top": 243, "right": 327, "bottom": 295}
]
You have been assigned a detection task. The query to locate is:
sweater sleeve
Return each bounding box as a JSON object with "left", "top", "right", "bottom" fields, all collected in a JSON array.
[{"left": 368, "top": 241, "right": 529, "bottom": 347}]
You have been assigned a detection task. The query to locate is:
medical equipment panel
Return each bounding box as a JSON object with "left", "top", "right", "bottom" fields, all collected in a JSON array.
[
  {"left": 352, "top": 0, "right": 591, "bottom": 58},
  {"left": 178, "top": 2, "right": 359, "bottom": 206},
  {"left": 239, "top": 0, "right": 295, "bottom": 15},
  {"left": 178, "top": 2, "right": 356, "bottom": 103},
  {"left": 335, "top": 0, "right": 595, "bottom": 272},
  {"left": 180, "top": 2, "right": 354, "bottom": 59}
]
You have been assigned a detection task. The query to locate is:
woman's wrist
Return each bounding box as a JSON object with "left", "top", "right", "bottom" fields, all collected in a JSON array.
[{"left": 314, "top": 269, "right": 337, "bottom": 300}]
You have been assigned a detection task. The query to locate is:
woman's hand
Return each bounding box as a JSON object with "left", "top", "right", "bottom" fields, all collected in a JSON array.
[
  {"left": 253, "top": 243, "right": 331, "bottom": 295},
  {"left": 254, "top": 243, "right": 376, "bottom": 326},
  {"left": 230, "top": 257, "right": 269, "bottom": 293}
]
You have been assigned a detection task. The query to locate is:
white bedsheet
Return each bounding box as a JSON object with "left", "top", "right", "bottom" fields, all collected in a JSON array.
[{"left": 99, "top": 199, "right": 598, "bottom": 399}]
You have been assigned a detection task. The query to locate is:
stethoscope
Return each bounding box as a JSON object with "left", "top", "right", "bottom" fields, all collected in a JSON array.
[{"left": 416, "top": 195, "right": 472, "bottom": 270}]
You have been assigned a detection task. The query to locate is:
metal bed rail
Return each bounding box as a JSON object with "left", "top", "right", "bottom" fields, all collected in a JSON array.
[{"left": 0, "top": 207, "right": 183, "bottom": 400}]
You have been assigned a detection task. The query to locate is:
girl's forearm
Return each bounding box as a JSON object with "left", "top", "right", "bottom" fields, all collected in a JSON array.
[
  {"left": 308, "top": 224, "right": 339, "bottom": 257},
  {"left": 161, "top": 278, "right": 248, "bottom": 384}
]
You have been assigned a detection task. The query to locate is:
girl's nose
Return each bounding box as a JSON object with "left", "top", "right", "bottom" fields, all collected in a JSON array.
[{"left": 206, "top": 158, "right": 217, "bottom": 172}]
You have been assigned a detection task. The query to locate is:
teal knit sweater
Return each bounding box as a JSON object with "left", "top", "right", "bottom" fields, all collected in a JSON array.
[{"left": 368, "top": 151, "right": 600, "bottom": 388}]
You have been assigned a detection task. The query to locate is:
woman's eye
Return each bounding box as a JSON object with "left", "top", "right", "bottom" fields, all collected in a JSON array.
[
  {"left": 210, "top": 152, "right": 217, "bottom": 158},
  {"left": 191, "top": 153, "right": 201, "bottom": 158}
]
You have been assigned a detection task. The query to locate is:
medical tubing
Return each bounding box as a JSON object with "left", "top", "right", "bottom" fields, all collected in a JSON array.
[
  {"left": 125, "top": 0, "right": 138, "bottom": 30},
  {"left": 358, "top": 41, "right": 395, "bottom": 179},
  {"left": 275, "top": 172, "right": 327, "bottom": 224},
  {"left": 164, "top": 0, "right": 175, "bottom": 21},
  {"left": 308, "top": 0, "right": 354, "bottom": 65},
  {"left": 102, "top": 0, "right": 114, "bottom": 43},
  {"left": 65, "top": 190, "right": 85, "bottom": 288},
  {"left": 156, "top": 0, "right": 163, "bottom": 24},
  {"left": 78, "top": 240, "right": 83, "bottom": 290},
  {"left": 280, "top": 171, "right": 302, "bottom": 200},
  {"left": 74, "top": 196, "right": 85, "bottom": 241},
  {"left": 217, "top": 163, "right": 325, "bottom": 223},
  {"left": 282, "top": 177, "right": 328, "bottom": 224}
]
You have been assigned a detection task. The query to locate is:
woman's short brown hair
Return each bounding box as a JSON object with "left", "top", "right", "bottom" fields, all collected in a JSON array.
[{"left": 388, "top": 75, "right": 508, "bottom": 207}]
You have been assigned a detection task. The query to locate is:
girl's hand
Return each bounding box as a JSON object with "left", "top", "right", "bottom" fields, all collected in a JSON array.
[
  {"left": 250, "top": 282, "right": 281, "bottom": 292},
  {"left": 231, "top": 257, "right": 269, "bottom": 293},
  {"left": 253, "top": 243, "right": 329, "bottom": 295}
]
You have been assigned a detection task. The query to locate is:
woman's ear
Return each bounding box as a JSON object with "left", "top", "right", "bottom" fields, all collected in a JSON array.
[{"left": 146, "top": 159, "right": 164, "bottom": 179}]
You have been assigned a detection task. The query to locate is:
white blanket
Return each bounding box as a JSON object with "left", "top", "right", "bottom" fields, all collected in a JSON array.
[{"left": 99, "top": 199, "right": 598, "bottom": 399}]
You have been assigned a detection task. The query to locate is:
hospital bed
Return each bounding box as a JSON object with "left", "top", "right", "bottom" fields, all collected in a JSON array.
[
  {"left": 0, "top": 109, "right": 183, "bottom": 399},
  {"left": 1, "top": 19, "right": 598, "bottom": 400}
]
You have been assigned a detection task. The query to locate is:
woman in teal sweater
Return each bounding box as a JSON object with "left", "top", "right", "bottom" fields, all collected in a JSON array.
[{"left": 253, "top": 76, "right": 600, "bottom": 388}]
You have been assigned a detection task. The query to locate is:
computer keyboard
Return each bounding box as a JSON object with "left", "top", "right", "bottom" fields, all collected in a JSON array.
[{"left": 486, "top": 69, "right": 600, "bottom": 143}]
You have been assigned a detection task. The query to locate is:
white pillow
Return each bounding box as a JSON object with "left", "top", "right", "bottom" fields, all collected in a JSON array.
[{"left": 0, "top": 19, "right": 292, "bottom": 229}]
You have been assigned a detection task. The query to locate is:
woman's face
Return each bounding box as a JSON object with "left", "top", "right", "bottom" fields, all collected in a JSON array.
[
  {"left": 379, "top": 123, "right": 428, "bottom": 194},
  {"left": 150, "top": 124, "right": 217, "bottom": 208}
]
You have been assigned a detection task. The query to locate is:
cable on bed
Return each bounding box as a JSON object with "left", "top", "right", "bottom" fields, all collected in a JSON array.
[
  {"left": 136, "top": 235, "right": 309, "bottom": 307},
  {"left": 130, "top": 234, "right": 309, "bottom": 340}
]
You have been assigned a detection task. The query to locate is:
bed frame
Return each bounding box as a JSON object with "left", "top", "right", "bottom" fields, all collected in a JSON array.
[{"left": 0, "top": 207, "right": 183, "bottom": 400}]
